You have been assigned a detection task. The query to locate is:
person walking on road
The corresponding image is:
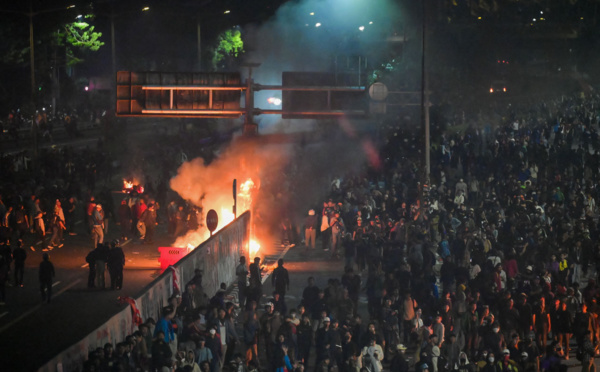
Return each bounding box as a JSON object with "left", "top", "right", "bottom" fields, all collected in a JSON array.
[
  {"left": 107, "top": 240, "right": 125, "bottom": 290},
  {"left": 272, "top": 259, "right": 290, "bottom": 298},
  {"left": 92, "top": 204, "right": 105, "bottom": 249},
  {"left": 39, "top": 253, "right": 55, "bottom": 303}
]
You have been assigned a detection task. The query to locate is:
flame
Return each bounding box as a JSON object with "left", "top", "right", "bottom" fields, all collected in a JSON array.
[
  {"left": 123, "top": 178, "right": 144, "bottom": 194},
  {"left": 220, "top": 207, "right": 236, "bottom": 228},
  {"left": 249, "top": 239, "right": 260, "bottom": 260}
]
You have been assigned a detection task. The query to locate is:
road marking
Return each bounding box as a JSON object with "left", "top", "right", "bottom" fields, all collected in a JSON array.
[
  {"left": 0, "top": 278, "right": 81, "bottom": 334},
  {"left": 52, "top": 281, "right": 61, "bottom": 287},
  {"left": 0, "top": 312, "right": 8, "bottom": 319},
  {"left": 81, "top": 263, "right": 89, "bottom": 268}
]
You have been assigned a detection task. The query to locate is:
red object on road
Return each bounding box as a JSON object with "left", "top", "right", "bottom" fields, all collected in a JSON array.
[{"left": 158, "top": 247, "right": 188, "bottom": 271}]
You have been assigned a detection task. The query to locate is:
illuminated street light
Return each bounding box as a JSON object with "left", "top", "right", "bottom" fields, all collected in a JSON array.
[
  {"left": 67, "top": 5, "right": 75, "bottom": 9},
  {"left": 224, "top": 10, "right": 231, "bottom": 14},
  {"left": 267, "top": 97, "right": 281, "bottom": 106},
  {"left": 142, "top": 7, "right": 150, "bottom": 11},
  {"left": 315, "top": 22, "right": 321, "bottom": 27},
  {"left": 310, "top": 12, "right": 314, "bottom": 16},
  {"left": 369, "top": 21, "right": 373, "bottom": 24},
  {"left": 358, "top": 26, "right": 365, "bottom": 31}
]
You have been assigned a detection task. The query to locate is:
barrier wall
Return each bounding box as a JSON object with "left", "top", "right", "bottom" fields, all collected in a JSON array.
[{"left": 40, "top": 211, "right": 251, "bottom": 372}]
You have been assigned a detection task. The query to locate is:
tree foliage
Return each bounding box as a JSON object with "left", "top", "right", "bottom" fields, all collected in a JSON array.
[
  {"left": 211, "top": 29, "right": 244, "bottom": 70},
  {"left": 55, "top": 15, "right": 104, "bottom": 66}
]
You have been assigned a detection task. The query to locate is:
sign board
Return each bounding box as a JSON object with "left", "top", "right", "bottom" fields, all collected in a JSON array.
[
  {"left": 116, "top": 71, "right": 242, "bottom": 117},
  {"left": 206, "top": 209, "right": 219, "bottom": 233}
]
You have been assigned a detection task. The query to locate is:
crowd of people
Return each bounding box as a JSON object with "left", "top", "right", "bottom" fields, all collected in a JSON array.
[{"left": 75, "top": 88, "right": 600, "bottom": 372}]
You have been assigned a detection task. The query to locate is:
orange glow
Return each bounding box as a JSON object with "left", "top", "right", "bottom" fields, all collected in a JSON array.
[
  {"left": 123, "top": 179, "right": 144, "bottom": 194},
  {"left": 172, "top": 178, "right": 257, "bottom": 252},
  {"left": 249, "top": 239, "right": 260, "bottom": 260}
]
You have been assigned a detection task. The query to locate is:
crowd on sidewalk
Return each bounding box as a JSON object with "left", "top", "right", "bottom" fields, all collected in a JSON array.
[{"left": 75, "top": 88, "right": 600, "bottom": 372}]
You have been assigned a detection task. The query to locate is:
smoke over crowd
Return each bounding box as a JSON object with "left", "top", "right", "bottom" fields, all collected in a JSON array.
[{"left": 168, "top": 0, "right": 401, "bottom": 250}]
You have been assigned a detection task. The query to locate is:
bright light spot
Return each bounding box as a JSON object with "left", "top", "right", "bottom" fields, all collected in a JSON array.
[
  {"left": 490, "top": 88, "right": 494, "bottom": 93},
  {"left": 67, "top": 5, "right": 75, "bottom": 9},
  {"left": 310, "top": 12, "right": 314, "bottom": 16},
  {"left": 533, "top": 18, "right": 536, "bottom": 21},
  {"left": 540, "top": 11, "right": 543, "bottom": 14},
  {"left": 267, "top": 97, "right": 282, "bottom": 106},
  {"left": 315, "top": 22, "right": 321, "bottom": 27},
  {"left": 359, "top": 26, "right": 365, "bottom": 31},
  {"left": 142, "top": 6, "right": 150, "bottom": 11},
  {"left": 224, "top": 10, "right": 231, "bottom": 14},
  {"left": 581, "top": 17, "right": 584, "bottom": 20},
  {"left": 369, "top": 21, "right": 373, "bottom": 24},
  {"left": 503, "top": 87, "right": 507, "bottom": 92},
  {"left": 249, "top": 239, "right": 260, "bottom": 260},
  {"left": 84, "top": 86, "right": 89, "bottom": 91},
  {"left": 76, "top": 14, "right": 82, "bottom": 19},
  {"left": 477, "top": 16, "right": 482, "bottom": 20},
  {"left": 221, "top": 208, "right": 235, "bottom": 228},
  {"left": 305, "top": 24, "right": 309, "bottom": 26}
]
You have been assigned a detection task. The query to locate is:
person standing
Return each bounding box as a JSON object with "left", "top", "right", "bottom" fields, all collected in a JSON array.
[
  {"left": 248, "top": 257, "right": 263, "bottom": 304},
  {"left": 14, "top": 203, "right": 29, "bottom": 239},
  {"left": 304, "top": 209, "right": 318, "bottom": 251},
  {"left": 39, "top": 253, "right": 55, "bottom": 303},
  {"left": 95, "top": 243, "right": 110, "bottom": 289},
  {"left": 107, "top": 240, "right": 125, "bottom": 290},
  {"left": 53, "top": 199, "right": 65, "bottom": 242},
  {"left": 92, "top": 204, "right": 105, "bottom": 249},
  {"left": 236, "top": 256, "right": 248, "bottom": 309},
  {"left": 64, "top": 196, "right": 77, "bottom": 235},
  {"left": 12, "top": 239, "right": 26, "bottom": 287},
  {"left": 272, "top": 259, "right": 290, "bottom": 298},
  {"left": 117, "top": 199, "right": 132, "bottom": 241},
  {"left": 139, "top": 203, "right": 158, "bottom": 243},
  {"left": 85, "top": 248, "right": 97, "bottom": 288}
]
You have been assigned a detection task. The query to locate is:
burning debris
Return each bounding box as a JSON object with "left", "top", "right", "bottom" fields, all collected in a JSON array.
[
  {"left": 168, "top": 140, "right": 288, "bottom": 259},
  {"left": 123, "top": 179, "right": 144, "bottom": 194}
]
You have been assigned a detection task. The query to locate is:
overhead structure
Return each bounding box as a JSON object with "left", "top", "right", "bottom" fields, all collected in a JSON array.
[{"left": 115, "top": 69, "right": 369, "bottom": 134}]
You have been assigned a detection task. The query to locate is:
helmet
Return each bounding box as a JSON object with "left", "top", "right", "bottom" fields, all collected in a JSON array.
[{"left": 111, "top": 239, "right": 120, "bottom": 248}]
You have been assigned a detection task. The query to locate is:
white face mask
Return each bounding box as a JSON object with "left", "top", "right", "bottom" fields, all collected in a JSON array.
[{"left": 488, "top": 357, "right": 495, "bottom": 363}]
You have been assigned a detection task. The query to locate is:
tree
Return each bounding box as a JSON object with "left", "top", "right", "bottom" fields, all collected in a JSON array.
[
  {"left": 54, "top": 15, "right": 104, "bottom": 66},
  {"left": 211, "top": 28, "right": 244, "bottom": 70}
]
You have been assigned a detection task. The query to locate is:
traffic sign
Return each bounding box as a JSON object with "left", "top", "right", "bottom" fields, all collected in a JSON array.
[{"left": 206, "top": 209, "right": 218, "bottom": 234}]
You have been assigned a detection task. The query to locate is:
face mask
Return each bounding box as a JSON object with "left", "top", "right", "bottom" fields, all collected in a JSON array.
[
  {"left": 493, "top": 328, "right": 499, "bottom": 333},
  {"left": 488, "top": 357, "right": 495, "bottom": 363}
]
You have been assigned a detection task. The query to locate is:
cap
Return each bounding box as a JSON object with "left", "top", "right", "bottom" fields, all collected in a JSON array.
[
  {"left": 521, "top": 352, "right": 528, "bottom": 359},
  {"left": 502, "top": 349, "right": 510, "bottom": 355},
  {"left": 209, "top": 329, "right": 216, "bottom": 335},
  {"left": 397, "top": 344, "right": 408, "bottom": 351},
  {"left": 323, "top": 317, "right": 331, "bottom": 322},
  {"left": 526, "top": 265, "right": 533, "bottom": 272}
]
